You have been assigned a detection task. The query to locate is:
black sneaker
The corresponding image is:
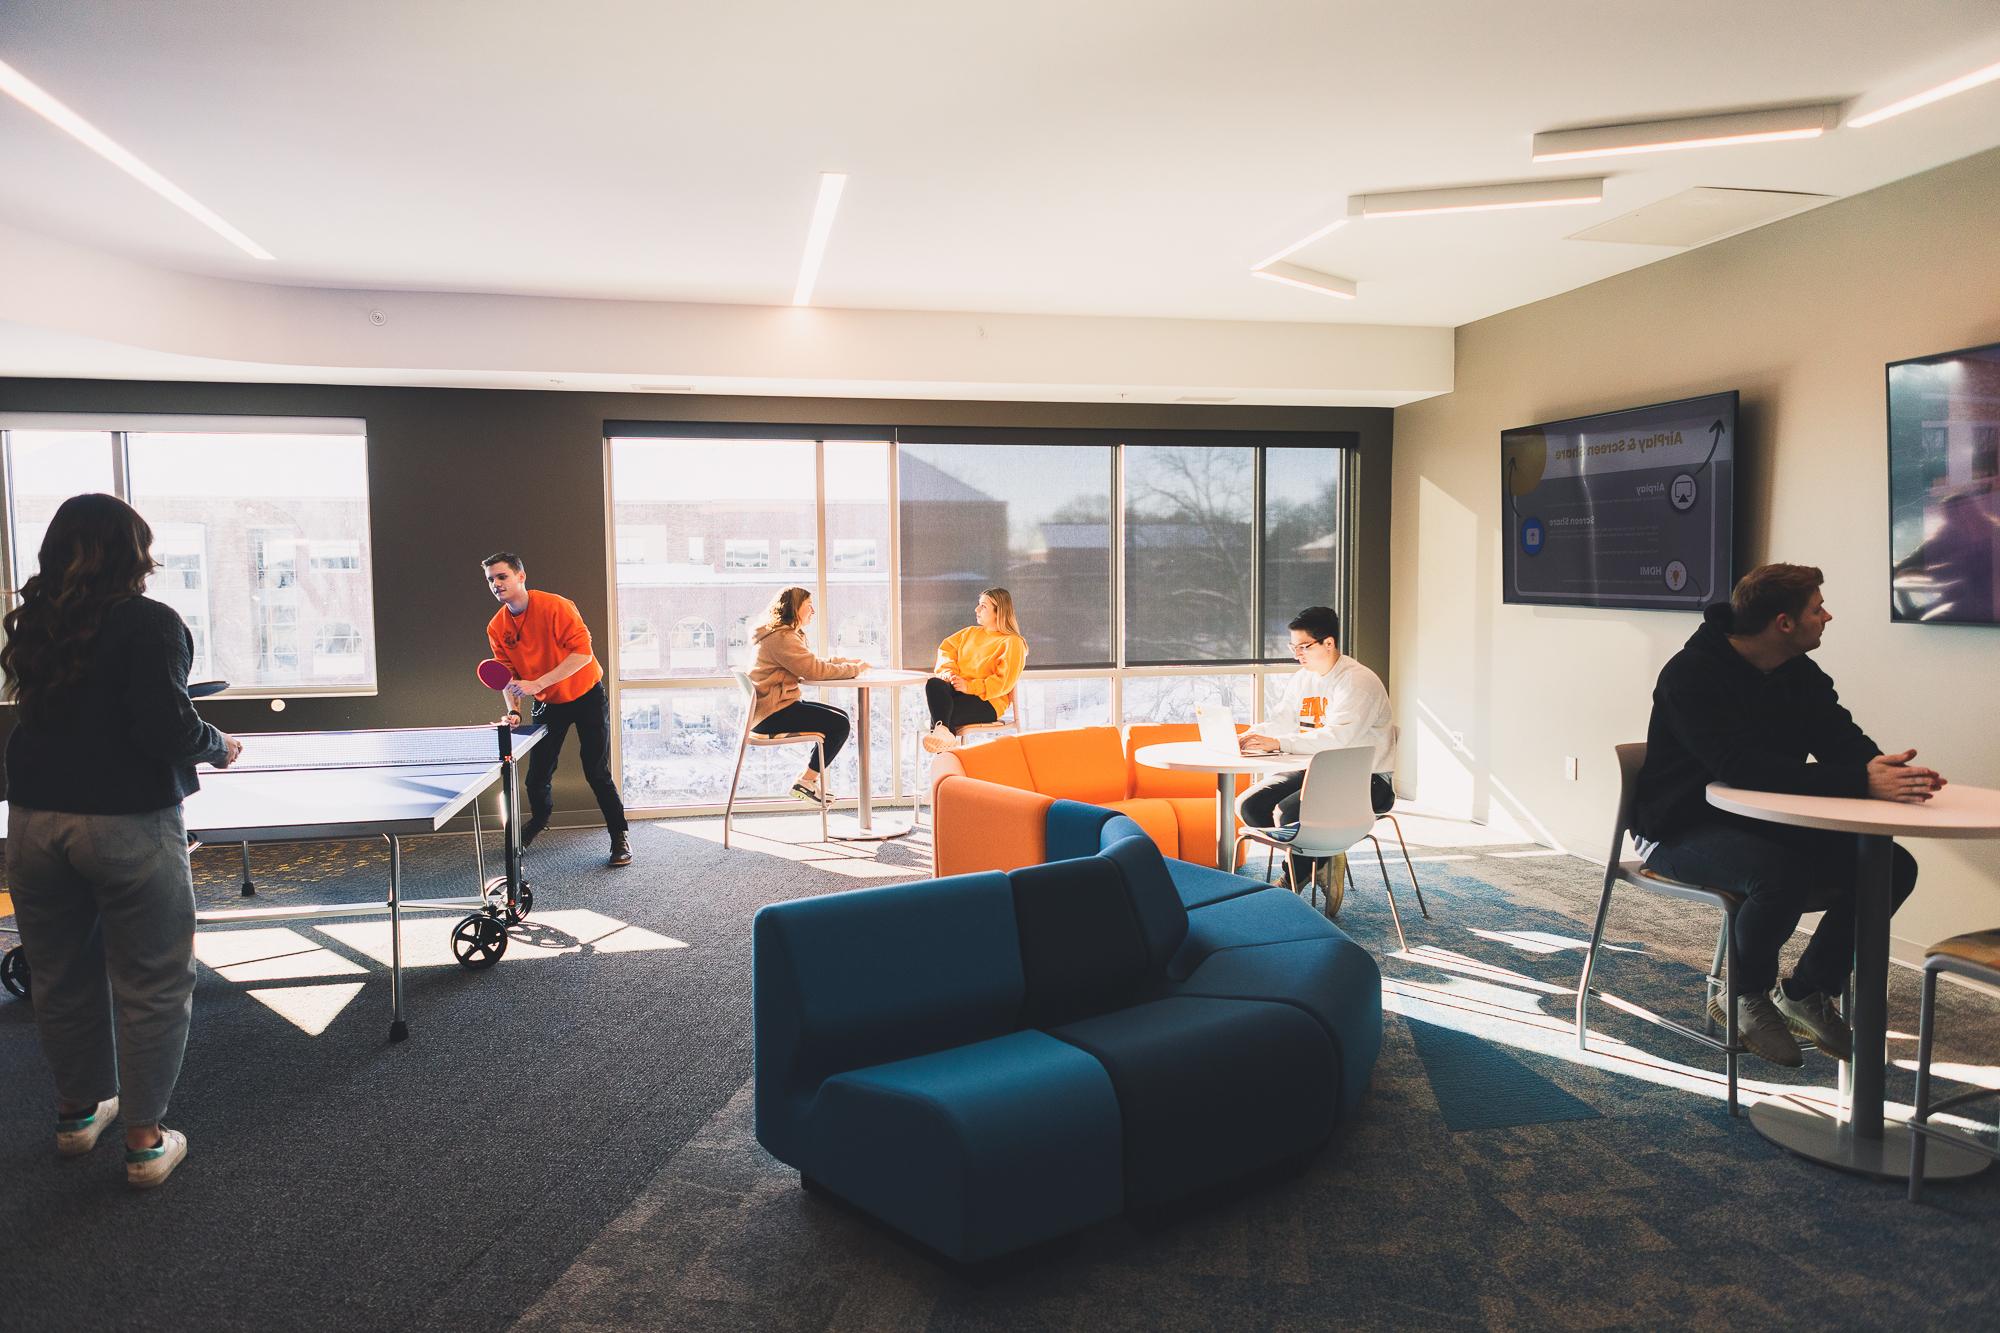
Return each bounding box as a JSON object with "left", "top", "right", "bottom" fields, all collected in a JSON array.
[
  {"left": 520, "top": 816, "right": 547, "bottom": 849},
  {"left": 608, "top": 833, "right": 632, "bottom": 867}
]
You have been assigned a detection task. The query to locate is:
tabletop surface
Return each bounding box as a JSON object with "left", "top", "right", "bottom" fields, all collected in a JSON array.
[
  {"left": 1707, "top": 781, "right": 2000, "bottom": 838},
  {"left": 2, "top": 725, "right": 542, "bottom": 843},
  {"left": 806, "top": 667, "right": 931, "bottom": 687},
  {"left": 1134, "top": 740, "right": 1308, "bottom": 776}
]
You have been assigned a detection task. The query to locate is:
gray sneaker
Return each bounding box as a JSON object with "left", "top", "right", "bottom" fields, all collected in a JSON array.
[
  {"left": 1731, "top": 992, "right": 1805, "bottom": 1068},
  {"left": 1772, "top": 983, "right": 1851, "bottom": 1061}
]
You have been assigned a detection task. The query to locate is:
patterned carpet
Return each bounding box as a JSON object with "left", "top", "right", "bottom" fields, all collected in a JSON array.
[
  {"left": 513, "top": 811, "right": 2000, "bottom": 1333},
  {"left": 4, "top": 809, "right": 1996, "bottom": 1331}
]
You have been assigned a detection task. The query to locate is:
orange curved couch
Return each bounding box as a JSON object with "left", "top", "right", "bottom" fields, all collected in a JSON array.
[{"left": 929, "top": 723, "right": 1250, "bottom": 877}]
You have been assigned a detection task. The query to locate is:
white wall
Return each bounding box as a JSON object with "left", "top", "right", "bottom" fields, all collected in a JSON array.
[{"left": 1391, "top": 146, "right": 2000, "bottom": 958}]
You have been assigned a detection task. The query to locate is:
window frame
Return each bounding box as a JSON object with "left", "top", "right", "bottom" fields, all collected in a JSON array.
[
  {"left": 0, "top": 414, "right": 378, "bottom": 700},
  {"left": 604, "top": 426, "right": 1355, "bottom": 816}
]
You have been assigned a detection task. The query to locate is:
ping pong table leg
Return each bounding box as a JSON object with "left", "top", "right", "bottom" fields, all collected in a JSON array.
[
  {"left": 240, "top": 842, "right": 255, "bottom": 897},
  {"left": 387, "top": 834, "right": 408, "bottom": 1042}
]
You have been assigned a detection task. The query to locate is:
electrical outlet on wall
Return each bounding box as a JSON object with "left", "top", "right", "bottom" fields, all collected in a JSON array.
[{"left": 1563, "top": 755, "right": 1579, "bottom": 781}]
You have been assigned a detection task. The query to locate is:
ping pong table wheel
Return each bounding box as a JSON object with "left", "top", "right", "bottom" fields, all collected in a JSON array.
[
  {"left": 451, "top": 914, "right": 508, "bottom": 969},
  {"left": 482, "top": 875, "right": 534, "bottom": 926},
  {"left": 1, "top": 946, "right": 27, "bottom": 999}
]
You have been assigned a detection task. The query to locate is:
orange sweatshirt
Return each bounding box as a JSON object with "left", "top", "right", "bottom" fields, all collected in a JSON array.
[
  {"left": 486, "top": 590, "right": 602, "bottom": 705},
  {"left": 935, "top": 626, "right": 1027, "bottom": 714}
]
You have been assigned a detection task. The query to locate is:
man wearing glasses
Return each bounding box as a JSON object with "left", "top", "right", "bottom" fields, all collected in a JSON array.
[{"left": 1236, "top": 606, "right": 1395, "bottom": 890}]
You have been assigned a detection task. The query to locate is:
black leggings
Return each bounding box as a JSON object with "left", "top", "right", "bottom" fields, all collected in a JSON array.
[
  {"left": 925, "top": 676, "right": 998, "bottom": 732},
  {"left": 754, "top": 700, "right": 850, "bottom": 772}
]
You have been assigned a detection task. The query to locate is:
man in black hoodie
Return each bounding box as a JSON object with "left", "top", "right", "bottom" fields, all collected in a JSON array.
[{"left": 1633, "top": 563, "right": 1942, "bottom": 1068}]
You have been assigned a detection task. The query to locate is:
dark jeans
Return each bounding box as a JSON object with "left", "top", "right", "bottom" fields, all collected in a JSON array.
[
  {"left": 526, "top": 682, "right": 627, "bottom": 835},
  {"left": 1643, "top": 815, "right": 1918, "bottom": 999},
  {"left": 754, "top": 700, "right": 850, "bottom": 772},
  {"left": 925, "top": 676, "right": 998, "bottom": 732},
  {"left": 1238, "top": 770, "right": 1395, "bottom": 878}
]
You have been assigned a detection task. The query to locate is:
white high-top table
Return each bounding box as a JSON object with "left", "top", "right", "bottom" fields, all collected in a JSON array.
[
  {"left": 1133, "top": 741, "right": 1307, "bottom": 868},
  {"left": 1706, "top": 780, "right": 2000, "bottom": 1182},
  {"left": 806, "top": 667, "right": 931, "bottom": 841}
]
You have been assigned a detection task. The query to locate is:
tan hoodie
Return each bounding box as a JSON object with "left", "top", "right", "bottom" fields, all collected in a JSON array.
[{"left": 748, "top": 623, "right": 862, "bottom": 723}]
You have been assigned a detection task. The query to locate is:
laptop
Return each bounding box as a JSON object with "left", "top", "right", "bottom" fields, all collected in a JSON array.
[{"left": 1194, "top": 704, "right": 1241, "bottom": 757}]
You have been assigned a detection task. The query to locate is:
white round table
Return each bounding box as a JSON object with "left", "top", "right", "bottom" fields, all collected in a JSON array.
[
  {"left": 1133, "top": 741, "right": 1307, "bottom": 868},
  {"left": 806, "top": 668, "right": 931, "bottom": 840},
  {"left": 1706, "top": 781, "right": 2000, "bottom": 1182}
]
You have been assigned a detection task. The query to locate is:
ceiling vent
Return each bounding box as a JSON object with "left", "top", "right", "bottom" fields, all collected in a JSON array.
[{"left": 1568, "top": 187, "right": 1833, "bottom": 247}]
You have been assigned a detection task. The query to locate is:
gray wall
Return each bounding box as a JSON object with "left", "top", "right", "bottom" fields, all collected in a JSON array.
[
  {"left": 0, "top": 379, "right": 1391, "bottom": 823},
  {"left": 1391, "top": 144, "right": 2000, "bottom": 959}
]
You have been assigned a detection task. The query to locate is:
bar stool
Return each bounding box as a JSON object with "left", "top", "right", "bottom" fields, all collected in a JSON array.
[
  {"left": 1909, "top": 928, "right": 2000, "bottom": 1202},
  {"left": 723, "top": 672, "right": 828, "bottom": 849}
]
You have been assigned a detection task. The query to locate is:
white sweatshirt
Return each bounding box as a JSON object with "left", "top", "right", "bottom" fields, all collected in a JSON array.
[{"left": 1248, "top": 655, "right": 1395, "bottom": 772}]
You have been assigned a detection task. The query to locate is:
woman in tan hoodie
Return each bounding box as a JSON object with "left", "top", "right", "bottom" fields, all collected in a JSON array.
[{"left": 747, "top": 587, "right": 864, "bottom": 805}]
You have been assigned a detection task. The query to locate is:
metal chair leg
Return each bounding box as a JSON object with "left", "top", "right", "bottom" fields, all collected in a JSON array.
[
  {"left": 1910, "top": 967, "right": 1938, "bottom": 1203},
  {"left": 722, "top": 733, "right": 750, "bottom": 850},
  {"left": 1363, "top": 835, "right": 1406, "bottom": 952},
  {"left": 1381, "top": 813, "right": 1429, "bottom": 919},
  {"left": 1723, "top": 908, "right": 1739, "bottom": 1117},
  {"left": 1576, "top": 873, "right": 1616, "bottom": 1052},
  {"left": 815, "top": 738, "right": 828, "bottom": 844}
]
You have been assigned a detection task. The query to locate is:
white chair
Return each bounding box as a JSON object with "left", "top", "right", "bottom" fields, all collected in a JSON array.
[
  {"left": 1575, "top": 742, "right": 1748, "bottom": 1116},
  {"left": 1232, "top": 744, "right": 1412, "bottom": 952},
  {"left": 1371, "top": 723, "right": 1430, "bottom": 920},
  {"left": 911, "top": 704, "right": 1019, "bottom": 827},
  {"left": 723, "top": 671, "right": 828, "bottom": 849}
]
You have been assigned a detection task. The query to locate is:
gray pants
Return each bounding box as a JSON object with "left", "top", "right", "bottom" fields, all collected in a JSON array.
[{"left": 6, "top": 805, "right": 196, "bottom": 1124}]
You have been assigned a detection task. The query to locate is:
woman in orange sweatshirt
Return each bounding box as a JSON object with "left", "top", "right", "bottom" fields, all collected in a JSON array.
[
  {"left": 921, "top": 587, "right": 1028, "bottom": 753},
  {"left": 747, "top": 587, "right": 864, "bottom": 805}
]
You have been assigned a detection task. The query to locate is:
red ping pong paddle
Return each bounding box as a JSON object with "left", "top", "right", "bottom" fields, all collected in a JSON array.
[{"left": 476, "top": 658, "right": 512, "bottom": 691}]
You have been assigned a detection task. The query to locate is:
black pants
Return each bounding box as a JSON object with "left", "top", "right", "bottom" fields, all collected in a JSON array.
[
  {"left": 1643, "top": 815, "right": 1918, "bottom": 999},
  {"left": 925, "top": 676, "right": 998, "bottom": 731},
  {"left": 1238, "top": 770, "right": 1395, "bottom": 878},
  {"left": 525, "top": 682, "right": 627, "bottom": 835},
  {"left": 753, "top": 700, "right": 850, "bottom": 772}
]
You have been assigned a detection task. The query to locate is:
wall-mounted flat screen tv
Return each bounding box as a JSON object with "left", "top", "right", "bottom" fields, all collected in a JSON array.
[
  {"left": 1501, "top": 390, "right": 1736, "bottom": 612},
  {"left": 1887, "top": 340, "right": 2000, "bottom": 626}
]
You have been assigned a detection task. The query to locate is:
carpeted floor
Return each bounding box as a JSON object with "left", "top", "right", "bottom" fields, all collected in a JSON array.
[
  {"left": 0, "top": 811, "right": 932, "bottom": 1332},
  {"left": 3, "top": 810, "right": 1996, "bottom": 1331}
]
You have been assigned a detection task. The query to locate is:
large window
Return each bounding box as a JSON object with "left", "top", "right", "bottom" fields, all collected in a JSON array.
[
  {"left": 898, "top": 441, "right": 1112, "bottom": 668},
  {"left": 609, "top": 428, "right": 1347, "bottom": 811},
  {"left": 1, "top": 419, "right": 377, "bottom": 694}
]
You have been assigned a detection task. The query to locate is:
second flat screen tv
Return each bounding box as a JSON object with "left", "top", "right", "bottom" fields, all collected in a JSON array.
[{"left": 1502, "top": 391, "right": 1736, "bottom": 612}]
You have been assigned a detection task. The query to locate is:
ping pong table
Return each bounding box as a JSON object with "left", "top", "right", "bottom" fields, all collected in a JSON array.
[{"left": 1, "top": 722, "right": 543, "bottom": 1042}]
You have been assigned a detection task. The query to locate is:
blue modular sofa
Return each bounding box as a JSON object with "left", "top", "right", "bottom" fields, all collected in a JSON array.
[{"left": 753, "top": 803, "right": 1382, "bottom": 1264}]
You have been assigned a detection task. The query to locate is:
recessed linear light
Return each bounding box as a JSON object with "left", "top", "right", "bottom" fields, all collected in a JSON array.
[
  {"left": 633, "top": 384, "right": 696, "bottom": 392},
  {"left": 1249, "top": 261, "right": 1358, "bottom": 300},
  {"left": 1849, "top": 58, "right": 2000, "bottom": 128},
  {"left": 1250, "top": 217, "right": 1348, "bottom": 271},
  {"left": 791, "top": 171, "right": 848, "bottom": 307},
  {"left": 1349, "top": 177, "right": 1604, "bottom": 218},
  {"left": 0, "top": 56, "right": 274, "bottom": 261},
  {"left": 1531, "top": 104, "right": 1841, "bottom": 161}
]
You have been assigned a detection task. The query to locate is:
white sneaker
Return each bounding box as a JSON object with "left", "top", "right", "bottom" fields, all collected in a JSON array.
[
  {"left": 56, "top": 1096, "right": 120, "bottom": 1157},
  {"left": 921, "top": 723, "right": 961, "bottom": 754},
  {"left": 126, "top": 1127, "right": 189, "bottom": 1189}
]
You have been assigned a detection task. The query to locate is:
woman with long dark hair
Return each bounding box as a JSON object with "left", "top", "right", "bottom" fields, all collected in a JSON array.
[
  {"left": 745, "top": 587, "right": 862, "bottom": 805},
  {"left": 3, "top": 493, "right": 239, "bottom": 1188}
]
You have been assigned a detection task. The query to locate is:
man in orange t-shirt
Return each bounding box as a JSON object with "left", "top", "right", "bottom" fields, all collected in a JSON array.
[{"left": 483, "top": 552, "right": 631, "bottom": 866}]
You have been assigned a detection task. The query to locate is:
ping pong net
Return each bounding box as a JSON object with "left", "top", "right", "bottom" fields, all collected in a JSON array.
[{"left": 211, "top": 725, "right": 519, "bottom": 773}]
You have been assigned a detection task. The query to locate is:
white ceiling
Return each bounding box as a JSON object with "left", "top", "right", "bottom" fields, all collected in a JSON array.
[{"left": 1, "top": 1, "right": 1998, "bottom": 377}]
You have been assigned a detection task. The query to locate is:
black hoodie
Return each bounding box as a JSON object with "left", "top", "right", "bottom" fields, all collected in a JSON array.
[{"left": 1631, "top": 602, "right": 1878, "bottom": 842}]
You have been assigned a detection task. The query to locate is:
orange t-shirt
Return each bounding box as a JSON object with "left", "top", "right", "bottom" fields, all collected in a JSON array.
[{"left": 486, "top": 590, "right": 603, "bottom": 705}]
